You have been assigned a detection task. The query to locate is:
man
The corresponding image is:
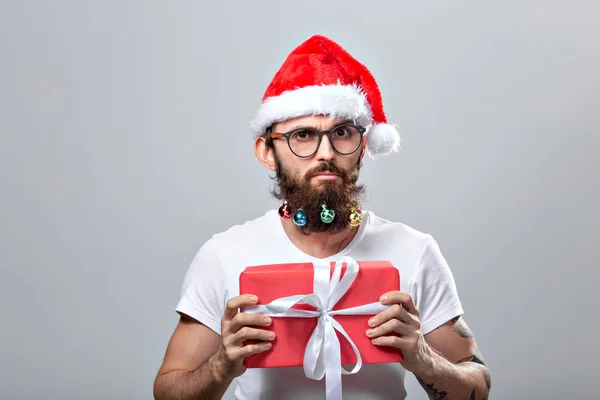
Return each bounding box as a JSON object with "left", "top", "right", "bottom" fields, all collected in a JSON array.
[{"left": 154, "top": 35, "right": 491, "bottom": 400}]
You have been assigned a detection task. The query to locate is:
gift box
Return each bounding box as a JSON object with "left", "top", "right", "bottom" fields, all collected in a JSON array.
[{"left": 239, "top": 257, "right": 403, "bottom": 369}]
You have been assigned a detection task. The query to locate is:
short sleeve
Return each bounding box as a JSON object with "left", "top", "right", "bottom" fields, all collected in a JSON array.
[
  {"left": 175, "top": 238, "right": 227, "bottom": 335},
  {"left": 411, "top": 235, "right": 464, "bottom": 335}
]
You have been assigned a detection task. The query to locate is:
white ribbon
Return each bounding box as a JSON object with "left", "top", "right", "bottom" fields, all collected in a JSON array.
[{"left": 244, "top": 256, "right": 388, "bottom": 400}]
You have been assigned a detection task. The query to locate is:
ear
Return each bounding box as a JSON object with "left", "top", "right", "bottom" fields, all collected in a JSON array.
[
  {"left": 360, "top": 136, "right": 367, "bottom": 162},
  {"left": 254, "top": 136, "right": 276, "bottom": 171}
]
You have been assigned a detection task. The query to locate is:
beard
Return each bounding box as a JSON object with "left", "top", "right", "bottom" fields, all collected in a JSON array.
[{"left": 270, "top": 154, "right": 366, "bottom": 234}]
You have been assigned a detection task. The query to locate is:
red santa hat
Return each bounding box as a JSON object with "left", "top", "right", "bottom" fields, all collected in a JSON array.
[{"left": 250, "top": 35, "right": 401, "bottom": 160}]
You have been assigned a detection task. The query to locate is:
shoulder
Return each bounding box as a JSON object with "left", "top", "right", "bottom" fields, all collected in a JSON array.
[
  {"left": 189, "top": 209, "right": 279, "bottom": 268},
  {"left": 182, "top": 209, "right": 278, "bottom": 279},
  {"left": 210, "top": 209, "right": 278, "bottom": 249},
  {"left": 365, "top": 210, "right": 436, "bottom": 254}
]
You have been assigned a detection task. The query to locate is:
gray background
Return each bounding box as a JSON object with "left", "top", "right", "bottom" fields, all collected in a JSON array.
[{"left": 1, "top": 1, "right": 598, "bottom": 399}]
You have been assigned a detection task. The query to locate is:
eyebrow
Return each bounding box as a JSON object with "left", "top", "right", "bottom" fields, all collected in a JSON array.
[{"left": 288, "top": 119, "right": 355, "bottom": 131}]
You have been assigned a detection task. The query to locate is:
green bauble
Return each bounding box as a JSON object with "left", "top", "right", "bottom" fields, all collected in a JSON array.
[{"left": 320, "top": 203, "right": 335, "bottom": 223}]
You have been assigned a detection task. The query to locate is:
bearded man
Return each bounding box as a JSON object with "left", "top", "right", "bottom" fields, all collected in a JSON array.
[{"left": 154, "top": 35, "right": 491, "bottom": 400}]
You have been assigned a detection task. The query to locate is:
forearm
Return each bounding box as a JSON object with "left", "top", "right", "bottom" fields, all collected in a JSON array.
[
  {"left": 154, "top": 355, "right": 234, "bottom": 400},
  {"left": 414, "top": 346, "right": 491, "bottom": 400}
]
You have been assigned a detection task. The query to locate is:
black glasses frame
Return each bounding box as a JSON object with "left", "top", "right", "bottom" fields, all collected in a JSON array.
[{"left": 269, "top": 124, "right": 366, "bottom": 158}]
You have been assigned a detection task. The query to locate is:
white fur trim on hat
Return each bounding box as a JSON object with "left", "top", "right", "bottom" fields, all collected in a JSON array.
[
  {"left": 249, "top": 83, "right": 373, "bottom": 137},
  {"left": 249, "top": 82, "right": 401, "bottom": 159},
  {"left": 365, "top": 123, "right": 401, "bottom": 159}
]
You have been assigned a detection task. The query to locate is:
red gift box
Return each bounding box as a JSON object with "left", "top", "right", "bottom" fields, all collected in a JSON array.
[{"left": 239, "top": 260, "right": 403, "bottom": 368}]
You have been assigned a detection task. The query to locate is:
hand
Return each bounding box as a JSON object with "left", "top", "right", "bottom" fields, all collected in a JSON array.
[
  {"left": 212, "top": 294, "right": 275, "bottom": 380},
  {"left": 366, "top": 291, "right": 431, "bottom": 373}
]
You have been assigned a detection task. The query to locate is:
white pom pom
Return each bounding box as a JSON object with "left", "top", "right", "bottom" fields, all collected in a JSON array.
[{"left": 365, "top": 123, "right": 401, "bottom": 160}]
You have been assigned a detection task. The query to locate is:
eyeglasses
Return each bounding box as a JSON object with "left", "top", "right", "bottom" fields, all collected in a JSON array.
[{"left": 270, "top": 123, "right": 366, "bottom": 158}]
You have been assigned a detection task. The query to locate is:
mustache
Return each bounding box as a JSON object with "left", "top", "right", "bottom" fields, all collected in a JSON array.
[{"left": 305, "top": 162, "right": 346, "bottom": 179}]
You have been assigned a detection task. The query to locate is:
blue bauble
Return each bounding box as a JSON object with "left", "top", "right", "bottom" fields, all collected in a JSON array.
[{"left": 293, "top": 209, "right": 307, "bottom": 226}]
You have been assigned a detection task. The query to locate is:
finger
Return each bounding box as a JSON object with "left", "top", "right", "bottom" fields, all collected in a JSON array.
[
  {"left": 229, "top": 312, "right": 272, "bottom": 334},
  {"left": 236, "top": 342, "right": 273, "bottom": 360},
  {"left": 366, "top": 318, "right": 412, "bottom": 339},
  {"left": 369, "top": 304, "right": 413, "bottom": 328},
  {"left": 232, "top": 326, "right": 276, "bottom": 344},
  {"left": 380, "top": 291, "right": 419, "bottom": 315},
  {"left": 371, "top": 335, "right": 410, "bottom": 349},
  {"left": 224, "top": 294, "right": 258, "bottom": 321}
]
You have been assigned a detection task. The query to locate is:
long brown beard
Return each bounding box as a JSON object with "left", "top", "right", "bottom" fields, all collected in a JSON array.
[{"left": 270, "top": 155, "right": 366, "bottom": 234}]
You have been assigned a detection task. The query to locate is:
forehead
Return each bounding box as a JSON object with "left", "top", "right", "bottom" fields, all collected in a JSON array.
[{"left": 273, "top": 115, "right": 352, "bottom": 131}]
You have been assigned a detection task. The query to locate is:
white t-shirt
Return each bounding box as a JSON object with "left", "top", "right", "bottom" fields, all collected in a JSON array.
[{"left": 176, "top": 209, "right": 464, "bottom": 400}]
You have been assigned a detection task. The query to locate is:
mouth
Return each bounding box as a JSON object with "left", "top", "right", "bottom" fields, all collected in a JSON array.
[{"left": 312, "top": 171, "right": 340, "bottom": 181}]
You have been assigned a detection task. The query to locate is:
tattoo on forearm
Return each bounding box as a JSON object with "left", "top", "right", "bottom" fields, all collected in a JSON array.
[
  {"left": 425, "top": 316, "right": 492, "bottom": 399},
  {"left": 482, "top": 368, "right": 491, "bottom": 399},
  {"left": 417, "top": 363, "right": 490, "bottom": 400},
  {"left": 458, "top": 351, "right": 492, "bottom": 400},
  {"left": 457, "top": 353, "right": 485, "bottom": 366},
  {"left": 415, "top": 375, "right": 448, "bottom": 399}
]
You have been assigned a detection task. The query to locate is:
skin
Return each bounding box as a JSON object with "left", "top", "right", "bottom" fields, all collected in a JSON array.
[{"left": 153, "top": 115, "right": 491, "bottom": 399}]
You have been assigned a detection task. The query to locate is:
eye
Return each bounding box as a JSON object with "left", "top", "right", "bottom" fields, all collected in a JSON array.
[
  {"left": 334, "top": 127, "right": 350, "bottom": 137},
  {"left": 291, "top": 129, "right": 316, "bottom": 140}
]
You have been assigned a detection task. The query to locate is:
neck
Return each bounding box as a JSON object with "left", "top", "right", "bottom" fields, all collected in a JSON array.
[{"left": 281, "top": 218, "right": 359, "bottom": 259}]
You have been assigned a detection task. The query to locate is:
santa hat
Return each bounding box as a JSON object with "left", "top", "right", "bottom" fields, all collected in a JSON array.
[{"left": 249, "top": 35, "right": 401, "bottom": 160}]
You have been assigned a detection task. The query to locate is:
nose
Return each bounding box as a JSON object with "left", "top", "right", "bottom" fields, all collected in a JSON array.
[{"left": 315, "top": 134, "right": 335, "bottom": 161}]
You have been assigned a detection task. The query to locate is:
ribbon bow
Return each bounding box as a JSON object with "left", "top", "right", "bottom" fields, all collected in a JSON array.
[{"left": 244, "top": 256, "right": 388, "bottom": 400}]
